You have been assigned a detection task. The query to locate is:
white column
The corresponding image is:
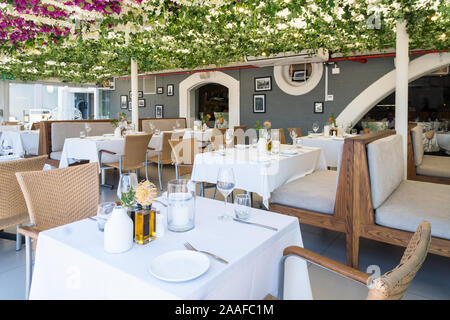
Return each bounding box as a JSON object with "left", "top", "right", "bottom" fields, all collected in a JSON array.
[
  {"left": 34, "top": 84, "right": 43, "bottom": 109},
  {"left": 395, "top": 21, "right": 409, "bottom": 178},
  {"left": 131, "top": 59, "right": 139, "bottom": 130},
  {"left": 93, "top": 88, "right": 100, "bottom": 119},
  {"left": 1, "top": 80, "right": 10, "bottom": 122}
]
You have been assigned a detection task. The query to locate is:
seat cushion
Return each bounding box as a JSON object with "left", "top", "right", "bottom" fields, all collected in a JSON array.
[
  {"left": 416, "top": 155, "right": 450, "bottom": 178},
  {"left": 376, "top": 180, "right": 450, "bottom": 240},
  {"left": 411, "top": 125, "right": 424, "bottom": 166},
  {"left": 271, "top": 170, "right": 337, "bottom": 215},
  {"left": 367, "top": 134, "right": 404, "bottom": 209}
]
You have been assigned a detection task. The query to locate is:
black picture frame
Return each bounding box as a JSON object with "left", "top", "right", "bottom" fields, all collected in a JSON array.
[
  {"left": 167, "top": 84, "right": 174, "bottom": 96},
  {"left": 314, "top": 101, "right": 324, "bottom": 114},
  {"left": 155, "top": 105, "right": 164, "bottom": 118},
  {"left": 138, "top": 99, "right": 146, "bottom": 108},
  {"left": 254, "top": 76, "right": 272, "bottom": 91},
  {"left": 253, "top": 94, "right": 266, "bottom": 113},
  {"left": 129, "top": 91, "right": 143, "bottom": 99},
  {"left": 157, "top": 87, "right": 164, "bottom": 94},
  {"left": 120, "top": 95, "right": 128, "bottom": 109}
]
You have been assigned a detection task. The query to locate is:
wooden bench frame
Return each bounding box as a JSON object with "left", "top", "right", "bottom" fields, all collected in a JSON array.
[
  {"left": 407, "top": 123, "right": 450, "bottom": 185},
  {"left": 349, "top": 130, "right": 450, "bottom": 268}
]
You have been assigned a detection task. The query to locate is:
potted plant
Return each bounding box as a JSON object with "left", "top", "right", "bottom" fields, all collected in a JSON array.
[{"left": 110, "top": 112, "right": 128, "bottom": 137}]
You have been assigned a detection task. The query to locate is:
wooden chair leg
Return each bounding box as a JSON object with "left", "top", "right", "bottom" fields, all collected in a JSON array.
[{"left": 346, "top": 232, "right": 360, "bottom": 269}]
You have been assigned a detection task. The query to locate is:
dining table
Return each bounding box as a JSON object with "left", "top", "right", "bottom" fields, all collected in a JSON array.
[
  {"left": 297, "top": 134, "right": 348, "bottom": 167},
  {"left": 29, "top": 197, "right": 312, "bottom": 300},
  {"left": 191, "top": 144, "right": 327, "bottom": 208},
  {"left": 0, "top": 130, "right": 40, "bottom": 156}
]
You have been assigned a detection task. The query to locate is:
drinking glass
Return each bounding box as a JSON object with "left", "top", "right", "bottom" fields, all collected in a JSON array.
[
  {"left": 85, "top": 123, "right": 92, "bottom": 137},
  {"left": 312, "top": 122, "right": 319, "bottom": 133},
  {"left": 117, "top": 173, "right": 139, "bottom": 201},
  {"left": 271, "top": 130, "right": 280, "bottom": 154},
  {"left": 351, "top": 129, "right": 358, "bottom": 135},
  {"left": 79, "top": 131, "right": 86, "bottom": 138},
  {"left": 295, "top": 138, "right": 303, "bottom": 149},
  {"left": 290, "top": 129, "right": 297, "bottom": 145},
  {"left": 234, "top": 193, "right": 251, "bottom": 220},
  {"left": 252, "top": 138, "right": 258, "bottom": 147},
  {"left": 218, "top": 144, "right": 225, "bottom": 155},
  {"left": 96, "top": 202, "right": 116, "bottom": 231},
  {"left": 217, "top": 167, "right": 236, "bottom": 221},
  {"left": 225, "top": 129, "right": 234, "bottom": 147}
]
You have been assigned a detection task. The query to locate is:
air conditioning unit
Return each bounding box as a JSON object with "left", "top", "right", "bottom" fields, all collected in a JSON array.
[
  {"left": 245, "top": 49, "right": 328, "bottom": 67},
  {"left": 98, "top": 77, "right": 115, "bottom": 90}
]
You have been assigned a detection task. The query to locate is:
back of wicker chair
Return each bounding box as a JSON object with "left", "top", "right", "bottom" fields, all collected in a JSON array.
[
  {"left": 367, "top": 221, "right": 431, "bottom": 300},
  {"left": 15, "top": 162, "right": 100, "bottom": 231},
  {"left": 0, "top": 155, "right": 47, "bottom": 229}
]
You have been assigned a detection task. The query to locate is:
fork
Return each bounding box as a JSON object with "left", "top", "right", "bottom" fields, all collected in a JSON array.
[{"left": 184, "top": 242, "right": 228, "bottom": 264}]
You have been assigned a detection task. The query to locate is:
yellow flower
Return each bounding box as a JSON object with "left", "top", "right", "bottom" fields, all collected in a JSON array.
[{"left": 135, "top": 180, "right": 157, "bottom": 207}]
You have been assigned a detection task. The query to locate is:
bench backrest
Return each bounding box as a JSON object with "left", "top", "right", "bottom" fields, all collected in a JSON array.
[
  {"left": 141, "top": 118, "right": 186, "bottom": 133},
  {"left": 410, "top": 125, "right": 424, "bottom": 167}
]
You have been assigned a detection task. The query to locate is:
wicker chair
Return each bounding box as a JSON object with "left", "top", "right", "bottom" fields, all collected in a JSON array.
[
  {"left": 0, "top": 155, "right": 47, "bottom": 251},
  {"left": 149, "top": 132, "right": 175, "bottom": 190},
  {"left": 169, "top": 138, "right": 201, "bottom": 179},
  {"left": 100, "top": 134, "right": 152, "bottom": 185},
  {"left": 16, "top": 162, "right": 100, "bottom": 299},
  {"left": 277, "top": 221, "right": 431, "bottom": 300}
]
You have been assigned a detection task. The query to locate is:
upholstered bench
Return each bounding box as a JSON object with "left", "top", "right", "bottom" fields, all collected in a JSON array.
[
  {"left": 410, "top": 125, "right": 450, "bottom": 181},
  {"left": 141, "top": 118, "right": 186, "bottom": 133}
]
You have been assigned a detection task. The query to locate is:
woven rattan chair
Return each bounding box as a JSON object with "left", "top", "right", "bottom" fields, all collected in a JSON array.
[
  {"left": 149, "top": 132, "right": 174, "bottom": 190},
  {"left": 16, "top": 162, "right": 100, "bottom": 299},
  {"left": 0, "top": 155, "right": 47, "bottom": 251},
  {"left": 100, "top": 134, "right": 152, "bottom": 186},
  {"left": 169, "top": 138, "right": 201, "bottom": 179},
  {"left": 277, "top": 221, "right": 431, "bottom": 300}
]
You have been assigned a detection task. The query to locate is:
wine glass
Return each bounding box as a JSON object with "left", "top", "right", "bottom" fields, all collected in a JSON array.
[
  {"left": 225, "top": 129, "right": 234, "bottom": 147},
  {"left": 96, "top": 202, "right": 116, "bottom": 231},
  {"left": 312, "top": 122, "right": 319, "bottom": 134},
  {"left": 117, "top": 173, "right": 138, "bottom": 202},
  {"left": 217, "top": 167, "right": 236, "bottom": 221},
  {"left": 289, "top": 129, "right": 297, "bottom": 145},
  {"left": 85, "top": 123, "right": 92, "bottom": 137}
]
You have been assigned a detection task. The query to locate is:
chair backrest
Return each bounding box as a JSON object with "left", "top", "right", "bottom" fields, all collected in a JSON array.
[
  {"left": 122, "top": 134, "right": 152, "bottom": 168},
  {"left": 366, "top": 134, "right": 404, "bottom": 209},
  {"left": 169, "top": 138, "right": 200, "bottom": 165},
  {"left": 367, "top": 221, "right": 431, "bottom": 300},
  {"left": 15, "top": 162, "right": 100, "bottom": 229},
  {"left": 160, "top": 132, "right": 174, "bottom": 162},
  {"left": 0, "top": 155, "right": 47, "bottom": 221},
  {"left": 30, "top": 122, "right": 40, "bottom": 130},
  {"left": 210, "top": 134, "right": 224, "bottom": 151},
  {"left": 410, "top": 125, "right": 424, "bottom": 167},
  {"left": 233, "top": 125, "right": 247, "bottom": 132}
]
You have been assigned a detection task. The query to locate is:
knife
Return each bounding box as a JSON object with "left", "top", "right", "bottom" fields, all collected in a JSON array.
[{"left": 232, "top": 218, "right": 278, "bottom": 231}]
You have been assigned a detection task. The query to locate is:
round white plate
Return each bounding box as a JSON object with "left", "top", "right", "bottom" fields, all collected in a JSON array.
[
  {"left": 149, "top": 250, "right": 210, "bottom": 282},
  {"left": 280, "top": 151, "right": 297, "bottom": 156}
]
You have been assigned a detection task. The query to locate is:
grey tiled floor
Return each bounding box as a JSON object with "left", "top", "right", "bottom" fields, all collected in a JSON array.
[{"left": 1, "top": 163, "right": 449, "bottom": 300}]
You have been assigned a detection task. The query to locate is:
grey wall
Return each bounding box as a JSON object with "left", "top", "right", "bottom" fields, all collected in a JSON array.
[{"left": 109, "top": 57, "right": 396, "bottom": 132}]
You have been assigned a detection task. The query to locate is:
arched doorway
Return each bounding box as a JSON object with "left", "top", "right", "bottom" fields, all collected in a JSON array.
[
  {"left": 195, "top": 83, "right": 229, "bottom": 126},
  {"left": 179, "top": 71, "right": 240, "bottom": 127}
]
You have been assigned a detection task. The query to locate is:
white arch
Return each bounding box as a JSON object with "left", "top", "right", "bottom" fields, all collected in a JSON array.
[
  {"left": 273, "top": 62, "right": 323, "bottom": 96},
  {"left": 179, "top": 71, "right": 240, "bottom": 127},
  {"left": 337, "top": 52, "right": 450, "bottom": 125}
]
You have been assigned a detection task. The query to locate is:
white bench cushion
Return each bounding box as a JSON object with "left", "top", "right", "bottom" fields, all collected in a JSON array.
[
  {"left": 271, "top": 170, "right": 337, "bottom": 215},
  {"left": 416, "top": 155, "right": 450, "bottom": 178},
  {"left": 50, "top": 151, "right": 62, "bottom": 160},
  {"left": 411, "top": 125, "right": 424, "bottom": 166},
  {"left": 376, "top": 180, "right": 450, "bottom": 240},
  {"left": 367, "top": 134, "right": 404, "bottom": 209}
]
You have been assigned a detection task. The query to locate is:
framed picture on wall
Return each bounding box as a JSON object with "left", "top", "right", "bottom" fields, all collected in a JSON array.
[
  {"left": 157, "top": 87, "right": 164, "bottom": 94},
  {"left": 138, "top": 99, "right": 146, "bottom": 108},
  {"left": 314, "top": 101, "right": 324, "bottom": 113},
  {"left": 167, "top": 84, "right": 174, "bottom": 96},
  {"left": 155, "top": 105, "right": 164, "bottom": 118},
  {"left": 120, "top": 95, "right": 128, "bottom": 109},
  {"left": 129, "top": 91, "right": 143, "bottom": 99},
  {"left": 253, "top": 94, "right": 266, "bottom": 113},
  {"left": 254, "top": 76, "right": 272, "bottom": 91}
]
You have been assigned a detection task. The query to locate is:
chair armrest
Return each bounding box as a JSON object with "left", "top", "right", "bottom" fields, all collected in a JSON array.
[
  {"left": 99, "top": 149, "right": 116, "bottom": 155},
  {"left": 17, "top": 225, "right": 43, "bottom": 240},
  {"left": 147, "top": 147, "right": 155, "bottom": 151},
  {"left": 283, "top": 246, "right": 371, "bottom": 285}
]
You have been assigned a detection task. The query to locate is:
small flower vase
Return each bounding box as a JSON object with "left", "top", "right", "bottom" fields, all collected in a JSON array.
[
  {"left": 114, "top": 127, "right": 121, "bottom": 138},
  {"left": 104, "top": 206, "right": 133, "bottom": 254},
  {"left": 202, "top": 123, "right": 208, "bottom": 131}
]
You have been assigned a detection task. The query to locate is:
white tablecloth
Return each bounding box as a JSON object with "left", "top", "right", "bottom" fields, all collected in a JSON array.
[
  {"left": 298, "top": 136, "right": 345, "bottom": 167},
  {"left": 0, "top": 130, "right": 39, "bottom": 156},
  {"left": 192, "top": 145, "right": 327, "bottom": 208},
  {"left": 59, "top": 136, "right": 124, "bottom": 170},
  {"left": 29, "top": 197, "right": 312, "bottom": 300}
]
